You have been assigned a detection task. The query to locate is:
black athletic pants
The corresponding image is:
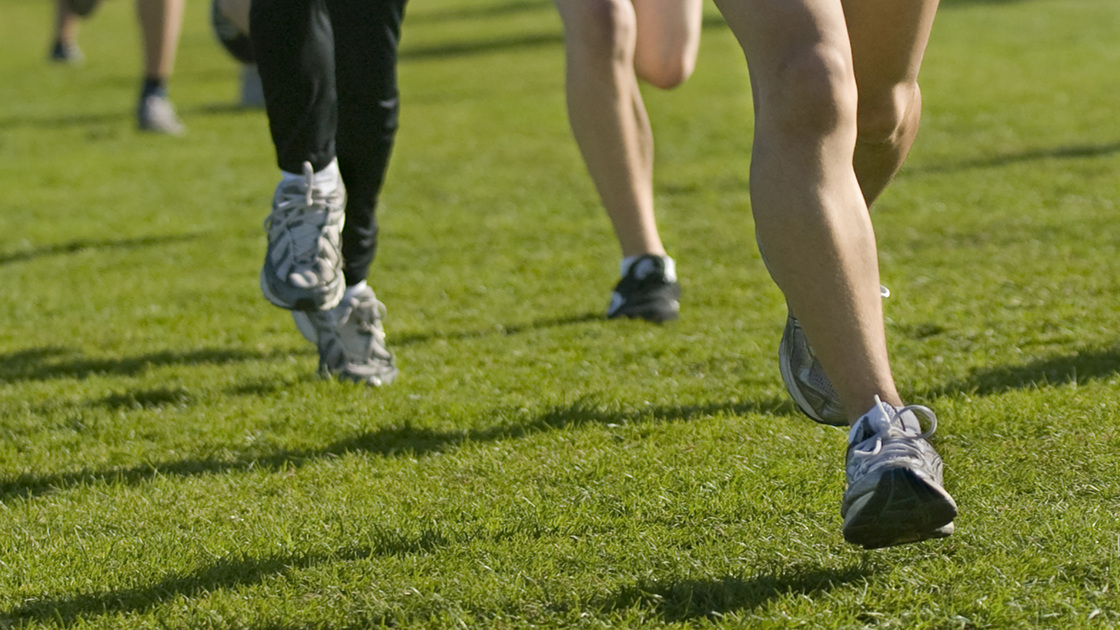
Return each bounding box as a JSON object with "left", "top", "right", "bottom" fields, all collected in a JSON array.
[{"left": 250, "top": 0, "right": 407, "bottom": 287}]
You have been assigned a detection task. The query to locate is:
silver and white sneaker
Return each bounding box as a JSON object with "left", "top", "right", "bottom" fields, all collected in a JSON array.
[
  {"left": 137, "top": 94, "right": 185, "bottom": 135},
  {"left": 841, "top": 396, "right": 957, "bottom": 549},
  {"left": 291, "top": 283, "right": 398, "bottom": 386},
  {"left": 778, "top": 286, "right": 891, "bottom": 426},
  {"left": 260, "top": 161, "right": 346, "bottom": 311}
]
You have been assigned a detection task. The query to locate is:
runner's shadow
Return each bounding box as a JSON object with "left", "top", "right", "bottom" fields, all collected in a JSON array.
[
  {"left": 922, "top": 346, "right": 1120, "bottom": 399},
  {"left": 5, "top": 535, "right": 442, "bottom": 626},
  {"left": 400, "top": 13, "right": 729, "bottom": 60},
  {"left": 406, "top": 0, "right": 549, "bottom": 23},
  {"left": 392, "top": 312, "right": 600, "bottom": 347},
  {"left": 906, "top": 141, "right": 1120, "bottom": 176},
  {"left": 402, "top": 32, "right": 563, "bottom": 60},
  {"left": 0, "top": 232, "right": 205, "bottom": 266},
  {"left": 0, "top": 346, "right": 285, "bottom": 383},
  {"left": 600, "top": 563, "right": 874, "bottom": 622},
  {"left": 941, "top": 0, "right": 1027, "bottom": 6},
  {"left": 0, "top": 396, "right": 788, "bottom": 501}
]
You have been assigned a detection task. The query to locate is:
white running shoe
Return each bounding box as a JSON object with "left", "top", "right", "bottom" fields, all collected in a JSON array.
[
  {"left": 137, "top": 94, "right": 185, "bottom": 136},
  {"left": 841, "top": 396, "right": 957, "bottom": 549},
  {"left": 260, "top": 161, "right": 346, "bottom": 311},
  {"left": 291, "top": 283, "right": 398, "bottom": 386}
]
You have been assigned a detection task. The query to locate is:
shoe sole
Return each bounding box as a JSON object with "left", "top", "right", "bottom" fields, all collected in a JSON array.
[
  {"left": 260, "top": 269, "right": 344, "bottom": 312},
  {"left": 324, "top": 363, "right": 399, "bottom": 387},
  {"left": 778, "top": 319, "right": 847, "bottom": 427},
  {"left": 607, "top": 295, "right": 679, "bottom": 323},
  {"left": 842, "top": 467, "right": 958, "bottom": 549},
  {"left": 609, "top": 307, "right": 679, "bottom": 323}
]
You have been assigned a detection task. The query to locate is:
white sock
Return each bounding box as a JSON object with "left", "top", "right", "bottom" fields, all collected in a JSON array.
[
  {"left": 281, "top": 158, "right": 341, "bottom": 193},
  {"left": 621, "top": 255, "right": 676, "bottom": 282},
  {"left": 343, "top": 281, "right": 368, "bottom": 301}
]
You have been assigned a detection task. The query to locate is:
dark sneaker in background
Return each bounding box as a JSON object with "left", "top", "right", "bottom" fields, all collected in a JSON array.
[{"left": 607, "top": 254, "right": 680, "bottom": 323}]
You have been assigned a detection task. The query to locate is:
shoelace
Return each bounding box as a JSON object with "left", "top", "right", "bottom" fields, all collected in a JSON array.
[
  {"left": 264, "top": 184, "right": 336, "bottom": 266},
  {"left": 851, "top": 396, "right": 938, "bottom": 458}
]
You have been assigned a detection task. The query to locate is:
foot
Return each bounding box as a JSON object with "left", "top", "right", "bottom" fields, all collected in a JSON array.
[
  {"left": 841, "top": 397, "right": 957, "bottom": 549},
  {"left": 291, "top": 283, "right": 398, "bottom": 386},
  {"left": 260, "top": 161, "right": 346, "bottom": 311},
  {"left": 49, "top": 40, "right": 84, "bottom": 64},
  {"left": 607, "top": 255, "right": 680, "bottom": 323},
  {"left": 137, "top": 94, "right": 186, "bottom": 135}
]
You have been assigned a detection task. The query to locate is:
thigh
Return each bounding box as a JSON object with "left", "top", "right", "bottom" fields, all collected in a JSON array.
[
  {"left": 713, "top": 0, "right": 852, "bottom": 103},
  {"left": 842, "top": 0, "right": 939, "bottom": 97},
  {"left": 633, "top": 0, "right": 703, "bottom": 79}
]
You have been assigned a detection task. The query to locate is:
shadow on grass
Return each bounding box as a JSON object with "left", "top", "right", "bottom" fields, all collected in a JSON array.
[
  {"left": 0, "top": 312, "right": 596, "bottom": 387},
  {"left": 923, "top": 346, "right": 1120, "bottom": 399},
  {"left": 399, "top": 14, "right": 727, "bottom": 61},
  {"left": 393, "top": 311, "right": 601, "bottom": 347},
  {"left": 5, "top": 533, "right": 444, "bottom": 626},
  {"left": 0, "top": 232, "right": 206, "bottom": 266},
  {"left": 940, "top": 0, "right": 1027, "bottom": 6},
  {"left": 0, "top": 346, "right": 289, "bottom": 383},
  {"left": 906, "top": 140, "right": 1120, "bottom": 176},
  {"left": 601, "top": 563, "right": 873, "bottom": 622},
  {"left": 0, "top": 396, "right": 788, "bottom": 501},
  {"left": 407, "top": 0, "right": 550, "bottom": 23},
  {"left": 402, "top": 32, "right": 563, "bottom": 60},
  {"left": 0, "top": 109, "right": 131, "bottom": 131}
]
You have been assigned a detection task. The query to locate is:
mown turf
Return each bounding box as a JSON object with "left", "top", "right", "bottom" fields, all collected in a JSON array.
[{"left": 2, "top": 0, "right": 1119, "bottom": 627}]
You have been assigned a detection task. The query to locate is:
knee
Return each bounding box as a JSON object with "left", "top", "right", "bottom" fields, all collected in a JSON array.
[
  {"left": 559, "top": 0, "right": 636, "bottom": 64},
  {"left": 857, "top": 82, "right": 920, "bottom": 147},
  {"left": 759, "top": 45, "right": 857, "bottom": 139},
  {"left": 635, "top": 47, "right": 695, "bottom": 90}
]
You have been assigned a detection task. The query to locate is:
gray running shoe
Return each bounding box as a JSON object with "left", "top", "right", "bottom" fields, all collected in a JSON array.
[
  {"left": 137, "top": 94, "right": 186, "bottom": 135},
  {"left": 778, "top": 285, "right": 890, "bottom": 426},
  {"left": 260, "top": 161, "right": 346, "bottom": 311},
  {"left": 841, "top": 397, "right": 957, "bottom": 549},
  {"left": 778, "top": 314, "right": 846, "bottom": 426},
  {"left": 291, "top": 284, "right": 398, "bottom": 386}
]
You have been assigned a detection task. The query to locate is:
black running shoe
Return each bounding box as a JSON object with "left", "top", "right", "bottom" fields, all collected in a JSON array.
[{"left": 607, "top": 255, "right": 680, "bottom": 323}]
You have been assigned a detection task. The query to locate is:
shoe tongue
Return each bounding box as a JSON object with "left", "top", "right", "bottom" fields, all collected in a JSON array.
[
  {"left": 848, "top": 399, "right": 895, "bottom": 443},
  {"left": 633, "top": 256, "right": 662, "bottom": 280},
  {"left": 895, "top": 408, "right": 923, "bottom": 434}
]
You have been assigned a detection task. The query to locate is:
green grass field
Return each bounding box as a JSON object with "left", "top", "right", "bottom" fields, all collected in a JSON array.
[{"left": 2, "top": 0, "right": 1120, "bottom": 627}]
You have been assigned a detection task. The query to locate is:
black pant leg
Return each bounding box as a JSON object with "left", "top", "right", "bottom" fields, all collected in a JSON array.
[
  {"left": 251, "top": 0, "right": 338, "bottom": 173},
  {"left": 325, "top": 0, "right": 409, "bottom": 286}
]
